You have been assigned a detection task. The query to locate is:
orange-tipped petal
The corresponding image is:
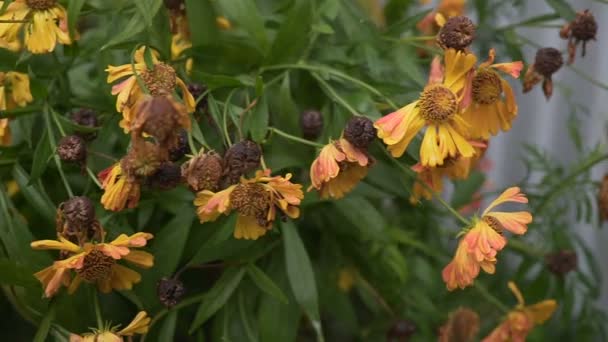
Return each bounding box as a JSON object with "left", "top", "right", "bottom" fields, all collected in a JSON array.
[
  {"left": 487, "top": 211, "right": 532, "bottom": 235},
  {"left": 483, "top": 187, "right": 528, "bottom": 215},
  {"left": 493, "top": 61, "right": 524, "bottom": 78}
]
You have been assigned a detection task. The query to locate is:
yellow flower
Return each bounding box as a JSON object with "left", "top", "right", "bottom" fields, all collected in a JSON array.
[
  {"left": 69, "top": 311, "right": 151, "bottom": 342},
  {"left": 461, "top": 49, "right": 524, "bottom": 139},
  {"left": 442, "top": 187, "right": 532, "bottom": 290},
  {"left": 194, "top": 169, "right": 303, "bottom": 240},
  {"left": 0, "top": 0, "right": 75, "bottom": 54},
  {"left": 482, "top": 282, "right": 557, "bottom": 342},
  {"left": 31, "top": 233, "right": 154, "bottom": 297},
  {"left": 98, "top": 163, "right": 141, "bottom": 212},
  {"left": 105, "top": 46, "right": 195, "bottom": 132},
  {"left": 337, "top": 268, "right": 357, "bottom": 292},
  {"left": 308, "top": 138, "right": 370, "bottom": 199},
  {"left": 170, "top": 11, "right": 193, "bottom": 73},
  {"left": 0, "top": 71, "right": 33, "bottom": 145},
  {"left": 375, "top": 49, "right": 477, "bottom": 167}
]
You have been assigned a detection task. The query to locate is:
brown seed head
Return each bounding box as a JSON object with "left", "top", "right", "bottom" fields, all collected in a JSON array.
[
  {"left": 75, "top": 249, "right": 115, "bottom": 282},
  {"left": 182, "top": 151, "right": 223, "bottom": 192},
  {"left": 223, "top": 140, "right": 261, "bottom": 185},
  {"left": 57, "top": 135, "right": 87, "bottom": 163},
  {"left": 534, "top": 48, "right": 563, "bottom": 78},
  {"left": 545, "top": 250, "right": 577, "bottom": 276},
  {"left": 26, "top": 0, "right": 56, "bottom": 10},
  {"left": 142, "top": 63, "right": 177, "bottom": 96},
  {"left": 157, "top": 277, "right": 186, "bottom": 307},
  {"left": 122, "top": 141, "right": 163, "bottom": 178},
  {"left": 472, "top": 68, "right": 503, "bottom": 105},
  {"left": 419, "top": 85, "right": 458, "bottom": 123},
  {"left": 437, "top": 16, "right": 476, "bottom": 51},
  {"left": 343, "top": 116, "right": 376, "bottom": 149},
  {"left": 571, "top": 10, "right": 597, "bottom": 42},
  {"left": 147, "top": 162, "right": 182, "bottom": 190},
  {"left": 482, "top": 215, "right": 504, "bottom": 234},
  {"left": 300, "top": 110, "right": 324, "bottom": 140},
  {"left": 230, "top": 183, "right": 270, "bottom": 225}
]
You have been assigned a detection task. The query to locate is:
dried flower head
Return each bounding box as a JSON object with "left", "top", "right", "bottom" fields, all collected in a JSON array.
[
  {"left": 57, "top": 196, "right": 96, "bottom": 237},
  {"left": 438, "top": 308, "right": 480, "bottom": 342},
  {"left": 545, "top": 250, "right": 577, "bottom": 277},
  {"left": 300, "top": 110, "right": 324, "bottom": 140},
  {"left": 57, "top": 135, "right": 87, "bottom": 166},
  {"left": 70, "top": 108, "right": 98, "bottom": 141},
  {"left": 560, "top": 9, "right": 597, "bottom": 64},
  {"left": 182, "top": 150, "right": 223, "bottom": 192},
  {"left": 343, "top": 116, "right": 376, "bottom": 149},
  {"left": 122, "top": 140, "right": 164, "bottom": 178},
  {"left": 222, "top": 140, "right": 262, "bottom": 186},
  {"left": 523, "top": 48, "right": 563, "bottom": 100},
  {"left": 146, "top": 162, "right": 182, "bottom": 190},
  {"left": 157, "top": 277, "right": 186, "bottom": 307},
  {"left": 131, "top": 95, "right": 191, "bottom": 151},
  {"left": 386, "top": 319, "right": 416, "bottom": 342},
  {"left": 437, "top": 15, "right": 476, "bottom": 51},
  {"left": 169, "top": 129, "right": 191, "bottom": 161}
]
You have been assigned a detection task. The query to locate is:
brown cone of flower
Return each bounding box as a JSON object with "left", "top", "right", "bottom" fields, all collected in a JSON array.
[
  {"left": 387, "top": 319, "right": 416, "bottom": 342},
  {"left": 523, "top": 48, "right": 563, "bottom": 100},
  {"left": 437, "top": 16, "right": 476, "bottom": 51},
  {"left": 132, "top": 95, "right": 190, "bottom": 151},
  {"left": 599, "top": 174, "right": 608, "bottom": 221},
  {"left": 146, "top": 162, "right": 182, "bottom": 190},
  {"left": 122, "top": 140, "right": 164, "bottom": 179},
  {"left": 57, "top": 135, "right": 87, "bottom": 167},
  {"left": 230, "top": 183, "right": 271, "bottom": 227},
  {"left": 181, "top": 151, "right": 223, "bottom": 192},
  {"left": 157, "top": 277, "right": 186, "bottom": 307},
  {"left": 75, "top": 249, "right": 116, "bottom": 282},
  {"left": 438, "top": 308, "right": 480, "bottom": 342},
  {"left": 70, "top": 108, "right": 98, "bottom": 141},
  {"left": 343, "top": 116, "right": 377, "bottom": 149},
  {"left": 222, "top": 140, "right": 261, "bottom": 186},
  {"left": 561, "top": 10, "right": 598, "bottom": 64},
  {"left": 545, "top": 250, "right": 577, "bottom": 277},
  {"left": 300, "top": 110, "right": 324, "bottom": 139}
]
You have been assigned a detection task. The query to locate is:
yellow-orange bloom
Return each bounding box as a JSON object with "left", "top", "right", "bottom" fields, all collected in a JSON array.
[
  {"left": 98, "top": 163, "right": 141, "bottom": 212},
  {"left": 31, "top": 233, "right": 154, "bottom": 297},
  {"left": 0, "top": 71, "right": 33, "bottom": 145},
  {"left": 105, "top": 47, "right": 195, "bottom": 132},
  {"left": 308, "top": 138, "right": 370, "bottom": 199},
  {"left": 483, "top": 282, "right": 557, "bottom": 342},
  {"left": 461, "top": 49, "right": 524, "bottom": 139},
  {"left": 194, "top": 169, "right": 303, "bottom": 240},
  {"left": 0, "top": 0, "right": 75, "bottom": 54},
  {"left": 69, "top": 311, "right": 150, "bottom": 342},
  {"left": 442, "top": 187, "right": 532, "bottom": 290},
  {"left": 170, "top": 11, "right": 193, "bottom": 73},
  {"left": 375, "top": 49, "right": 477, "bottom": 167}
]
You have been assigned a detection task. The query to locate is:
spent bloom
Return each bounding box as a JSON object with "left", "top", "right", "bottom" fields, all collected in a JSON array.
[
  {"left": 560, "top": 9, "right": 598, "bottom": 64},
  {"left": 0, "top": 71, "right": 33, "bottom": 145},
  {"left": 523, "top": 47, "right": 563, "bottom": 100},
  {"left": 0, "top": 0, "right": 75, "bottom": 53},
  {"left": 375, "top": 49, "right": 477, "bottom": 167},
  {"left": 69, "top": 311, "right": 150, "bottom": 342},
  {"left": 482, "top": 282, "right": 557, "bottom": 342},
  {"left": 195, "top": 169, "right": 303, "bottom": 240},
  {"left": 31, "top": 233, "right": 154, "bottom": 297},
  {"left": 461, "top": 49, "right": 523, "bottom": 139},
  {"left": 99, "top": 163, "right": 142, "bottom": 212},
  {"left": 442, "top": 187, "right": 532, "bottom": 290}
]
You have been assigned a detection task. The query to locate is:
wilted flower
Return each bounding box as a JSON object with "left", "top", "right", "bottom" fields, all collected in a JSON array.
[
  {"left": 182, "top": 150, "right": 223, "bottom": 192},
  {"left": 436, "top": 15, "right": 476, "bottom": 51},
  {"left": 438, "top": 308, "right": 480, "bottom": 342},
  {"left": 0, "top": 71, "right": 33, "bottom": 145},
  {"left": 417, "top": 0, "right": 466, "bottom": 54},
  {"left": 57, "top": 135, "right": 87, "bottom": 166},
  {"left": 31, "top": 233, "right": 154, "bottom": 297},
  {"left": 0, "top": 0, "right": 75, "bottom": 53},
  {"left": 57, "top": 196, "right": 101, "bottom": 244},
  {"left": 222, "top": 140, "right": 262, "bottom": 186},
  {"left": 105, "top": 46, "right": 195, "bottom": 132},
  {"left": 98, "top": 163, "right": 141, "bottom": 212},
  {"left": 300, "top": 109, "right": 324, "bottom": 140},
  {"left": 375, "top": 49, "right": 477, "bottom": 167},
  {"left": 69, "top": 311, "right": 150, "bottom": 342},
  {"left": 545, "top": 250, "right": 577, "bottom": 276},
  {"left": 309, "top": 138, "right": 370, "bottom": 199},
  {"left": 461, "top": 49, "right": 523, "bottom": 139},
  {"left": 442, "top": 187, "right": 532, "bottom": 290},
  {"left": 523, "top": 47, "right": 563, "bottom": 100},
  {"left": 343, "top": 116, "right": 377, "bottom": 149},
  {"left": 194, "top": 169, "right": 303, "bottom": 240},
  {"left": 560, "top": 9, "right": 597, "bottom": 64},
  {"left": 482, "top": 282, "right": 557, "bottom": 342}
]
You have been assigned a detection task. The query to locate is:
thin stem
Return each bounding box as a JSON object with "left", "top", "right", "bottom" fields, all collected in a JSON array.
[
  {"left": 473, "top": 282, "right": 510, "bottom": 314},
  {"left": 89, "top": 150, "right": 118, "bottom": 162},
  {"left": 0, "top": 19, "right": 29, "bottom": 23},
  {"left": 50, "top": 109, "right": 67, "bottom": 137},
  {"left": 269, "top": 127, "right": 324, "bottom": 148},
  {"left": 507, "top": 238, "right": 545, "bottom": 258},
  {"left": 93, "top": 290, "right": 103, "bottom": 329},
  {"left": 238, "top": 98, "right": 258, "bottom": 140},
  {"left": 311, "top": 72, "right": 360, "bottom": 116},
  {"left": 85, "top": 167, "right": 103, "bottom": 189},
  {"left": 357, "top": 275, "right": 396, "bottom": 317},
  {"left": 222, "top": 90, "right": 237, "bottom": 146},
  {"left": 44, "top": 106, "right": 74, "bottom": 198}
]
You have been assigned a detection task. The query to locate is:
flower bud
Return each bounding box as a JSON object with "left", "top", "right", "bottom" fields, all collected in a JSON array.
[
  {"left": 222, "top": 140, "right": 261, "bottom": 185},
  {"left": 571, "top": 10, "right": 597, "bottom": 42},
  {"left": 157, "top": 277, "right": 186, "bottom": 307},
  {"left": 169, "top": 129, "right": 191, "bottom": 161},
  {"left": 343, "top": 116, "right": 376, "bottom": 149},
  {"left": 387, "top": 319, "right": 416, "bottom": 342},
  {"left": 300, "top": 110, "right": 323, "bottom": 140},
  {"left": 437, "top": 16, "right": 475, "bottom": 51},
  {"left": 57, "top": 135, "right": 87, "bottom": 164},
  {"left": 545, "top": 250, "right": 577, "bottom": 276},
  {"left": 534, "top": 48, "right": 563, "bottom": 78},
  {"left": 146, "top": 162, "right": 182, "bottom": 190},
  {"left": 181, "top": 151, "right": 223, "bottom": 192},
  {"left": 70, "top": 108, "right": 98, "bottom": 141}
]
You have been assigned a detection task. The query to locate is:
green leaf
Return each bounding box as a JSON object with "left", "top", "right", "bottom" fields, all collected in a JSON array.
[
  {"left": 247, "top": 264, "right": 289, "bottom": 304},
  {"left": 29, "top": 129, "right": 52, "bottom": 183},
  {"left": 185, "top": 0, "right": 218, "bottom": 47},
  {"left": 255, "top": 75, "right": 264, "bottom": 98},
  {"left": 0, "top": 258, "right": 37, "bottom": 287},
  {"left": 158, "top": 310, "right": 178, "bottom": 341},
  {"left": 246, "top": 95, "right": 268, "bottom": 142},
  {"left": 143, "top": 46, "right": 156, "bottom": 70},
  {"left": 101, "top": 11, "right": 146, "bottom": 50},
  {"left": 191, "top": 71, "right": 254, "bottom": 90},
  {"left": 546, "top": 0, "right": 576, "bottom": 21},
  {"left": 67, "top": 0, "right": 85, "bottom": 40},
  {"left": 277, "top": 72, "right": 299, "bottom": 133},
  {"left": 281, "top": 221, "right": 323, "bottom": 340},
  {"left": 54, "top": 114, "right": 101, "bottom": 133},
  {"left": 189, "top": 267, "right": 246, "bottom": 334},
  {"left": 266, "top": 0, "right": 314, "bottom": 64},
  {"left": 218, "top": 1, "right": 268, "bottom": 51},
  {"left": 334, "top": 197, "right": 385, "bottom": 240},
  {"left": 33, "top": 302, "right": 55, "bottom": 342},
  {"left": 12, "top": 164, "right": 55, "bottom": 223},
  {"left": 135, "top": 0, "right": 163, "bottom": 28}
]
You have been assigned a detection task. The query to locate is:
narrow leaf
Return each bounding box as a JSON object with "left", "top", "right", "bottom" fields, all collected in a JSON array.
[
  {"left": 546, "top": 0, "right": 576, "bottom": 21},
  {"left": 29, "top": 129, "right": 52, "bottom": 183},
  {"left": 247, "top": 264, "right": 289, "bottom": 304},
  {"left": 33, "top": 303, "right": 55, "bottom": 342},
  {"left": 135, "top": 0, "right": 162, "bottom": 28},
  {"left": 266, "top": 0, "right": 313, "bottom": 64},
  {"left": 101, "top": 11, "right": 146, "bottom": 50},
  {"left": 67, "top": 0, "right": 85, "bottom": 39},
  {"left": 158, "top": 310, "right": 178, "bottom": 341}
]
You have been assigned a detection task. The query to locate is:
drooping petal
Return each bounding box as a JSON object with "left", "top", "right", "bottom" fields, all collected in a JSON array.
[
  {"left": 339, "top": 138, "right": 368, "bottom": 166},
  {"left": 442, "top": 241, "right": 480, "bottom": 291},
  {"left": 483, "top": 187, "right": 528, "bottom": 216},
  {"left": 34, "top": 265, "right": 70, "bottom": 298},
  {"left": 492, "top": 61, "right": 524, "bottom": 78},
  {"left": 234, "top": 215, "right": 268, "bottom": 240},
  {"left": 194, "top": 186, "right": 236, "bottom": 223},
  {"left": 31, "top": 237, "right": 81, "bottom": 253},
  {"left": 104, "top": 264, "right": 142, "bottom": 292},
  {"left": 117, "top": 311, "right": 151, "bottom": 336},
  {"left": 486, "top": 211, "right": 532, "bottom": 235},
  {"left": 109, "top": 232, "right": 154, "bottom": 248},
  {"left": 444, "top": 49, "right": 478, "bottom": 92},
  {"left": 429, "top": 55, "right": 445, "bottom": 84},
  {"left": 122, "top": 250, "right": 154, "bottom": 268},
  {"left": 309, "top": 142, "right": 345, "bottom": 189}
]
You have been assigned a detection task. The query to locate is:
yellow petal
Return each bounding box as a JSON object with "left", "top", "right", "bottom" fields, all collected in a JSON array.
[
  {"left": 234, "top": 215, "right": 267, "bottom": 240},
  {"left": 117, "top": 311, "right": 151, "bottom": 336}
]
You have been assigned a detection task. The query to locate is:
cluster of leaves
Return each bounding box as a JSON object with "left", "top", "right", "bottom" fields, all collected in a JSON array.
[{"left": 0, "top": 0, "right": 606, "bottom": 341}]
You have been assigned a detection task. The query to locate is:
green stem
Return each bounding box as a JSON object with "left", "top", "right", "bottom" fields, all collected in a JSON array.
[
  {"left": 311, "top": 72, "right": 360, "bottom": 116},
  {"left": 357, "top": 275, "right": 396, "bottom": 317},
  {"left": 93, "top": 290, "right": 103, "bottom": 329},
  {"left": 85, "top": 167, "right": 103, "bottom": 189},
  {"left": 222, "top": 90, "right": 237, "bottom": 146},
  {"left": 130, "top": 44, "right": 150, "bottom": 95},
  {"left": 473, "top": 282, "right": 510, "bottom": 314},
  {"left": 270, "top": 127, "right": 324, "bottom": 148},
  {"left": 44, "top": 106, "right": 74, "bottom": 198}
]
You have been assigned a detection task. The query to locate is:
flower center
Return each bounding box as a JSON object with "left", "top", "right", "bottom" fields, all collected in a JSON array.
[
  {"left": 230, "top": 183, "right": 271, "bottom": 220},
  {"left": 26, "top": 0, "right": 56, "bottom": 10},
  {"left": 472, "top": 69, "right": 502, "bottom": 105},
  {"left": 76, "top": 249, "right": 115, "bottom": 282},
  {"left": 141, "top": 63, "right": 177, "bottom": 96},
  {"left": 482, "top": 216, "right": 503, "bottom": 235},
  {"left": 418, "top": 85, "right": 458, "bottom": 123}
]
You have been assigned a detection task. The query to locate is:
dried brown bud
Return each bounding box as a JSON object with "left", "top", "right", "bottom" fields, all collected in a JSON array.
[
  {"left": 534, "top": 48, "right": 563, "bottom": 78},
  {"left": 169, "top": 129, "right": 190, "bottom": 161},
  {"left": 571, "top": 10, "right": 597, "bottom": 42},
  {"left": 59, "top": 196, "right": 95, "bottom": 233},
  {"left": 437, "top": 16, "right": 475, "bottom": 51},
  {"left": 343, "top": 116, "right": 376, "bottom": 149},
  {"left": 57, "top": 135, "right": 87, "bottom": 164},
  {"left": 157, "top": 277, "right": 186, "bottom": 307},
  {"left": 70, "top": 108, "right": 98, "bottom": 141},
  {"left": 599, "top": 174, "right": 608, "bottom": 221},
  {"left": 222, "top": 140, "right": 261, "bottom": 186},
  {"left": 187, "top": 83, "right": 208, "bottom": 113},
  {"left": 438, "top": 308, "right": 480, "bottom": 342},
  {"left": 545, "top": 250, "right": 577, "bottom": 276},
  {"left": 387, "top": 319, "right": 416, "bottom": 342},
  {"left": 300, "top": 110, "right": 324, "bottom": 139},
  {"left": 181, "top": 151, "right": 223, "bottom": 192},
  {"left": 132, "top": 95, "right": 190, "bottom": 150},
  {"left": 146, "top": 162, "right": 182, "bottom": 190}
]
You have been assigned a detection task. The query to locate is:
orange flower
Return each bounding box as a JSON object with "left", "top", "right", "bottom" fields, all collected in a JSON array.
[
  {"left": 98, "top": 163, "right": 141, "bottom": 212},
  {"left": 31, "top": 233, "right": 154, "bottom": 297},
  {"left": 461, "top": 49, "right": 524, "bottom": 139},
  {"left": 308, "top": 138, "right": 370, "bottom": 199},
  {"left": 442, "top": 187, "right": 532, "bottom": 290},
  {"left": 194, "top": 170, "right": 303, "bottom": 240},
  {"left": 70, "top": 311, "right": 150, "bottom": 341},
  {"left": 483, "top": 282, "right": 557, "bottom": 342}
]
